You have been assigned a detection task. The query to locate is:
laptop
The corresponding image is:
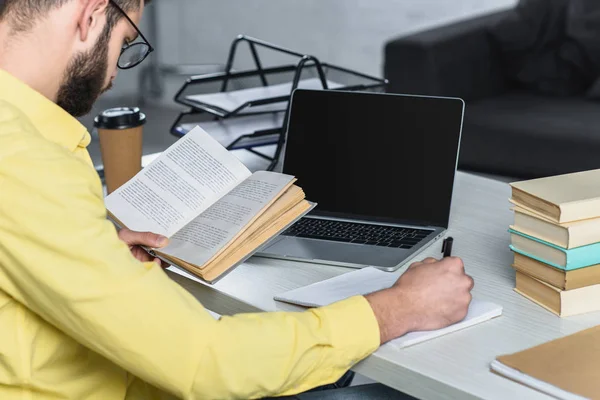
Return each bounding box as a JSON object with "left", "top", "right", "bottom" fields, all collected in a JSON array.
[{"left": 257, "top": 89, "right": 464, "bottom": 271}]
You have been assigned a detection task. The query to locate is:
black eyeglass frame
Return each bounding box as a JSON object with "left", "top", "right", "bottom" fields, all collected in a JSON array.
[{"left": 108, "top": 0, "right": 154, "bottom": 69}]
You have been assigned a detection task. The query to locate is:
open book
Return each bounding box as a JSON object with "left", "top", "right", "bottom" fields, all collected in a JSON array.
[{"left": 105, "top": 126, "right": 313, "bottom": 283}]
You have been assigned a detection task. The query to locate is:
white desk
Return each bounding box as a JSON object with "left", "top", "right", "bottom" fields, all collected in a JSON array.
[{"left": 166, "top": 172, "right": 600, "bottom": 400}]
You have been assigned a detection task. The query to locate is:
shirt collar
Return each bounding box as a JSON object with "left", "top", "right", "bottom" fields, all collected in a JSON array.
[{"left": 0, "top": 68, "right": 91, "bottom": 152}]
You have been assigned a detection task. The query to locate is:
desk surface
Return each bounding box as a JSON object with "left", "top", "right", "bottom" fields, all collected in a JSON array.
[{"left": 167, "top": 172, "right": 600, "bottom": 400}]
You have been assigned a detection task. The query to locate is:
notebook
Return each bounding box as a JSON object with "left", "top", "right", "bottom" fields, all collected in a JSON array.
[
  {"left": 492, "top": 325, "right": 600, "bottom": 399},
  {"left": 490, "top": 360, "right": 587, "bottom": 400},
  {"left": 274, "top": 267, "right": 503, "bottom": 349}
]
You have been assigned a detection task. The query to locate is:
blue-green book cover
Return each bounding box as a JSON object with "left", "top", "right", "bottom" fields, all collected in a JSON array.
[{"left": 509, "top": 229, "right": 600, "bottom": 271}]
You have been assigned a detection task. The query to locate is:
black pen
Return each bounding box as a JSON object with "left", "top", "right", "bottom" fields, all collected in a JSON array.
[{"left": 442, "top": 237, "right": 454, "bottom": 258}]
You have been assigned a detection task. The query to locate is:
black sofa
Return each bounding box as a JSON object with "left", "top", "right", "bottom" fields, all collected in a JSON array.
[{"left": 384, "top": 10, "right": 600, "bottom": 179}]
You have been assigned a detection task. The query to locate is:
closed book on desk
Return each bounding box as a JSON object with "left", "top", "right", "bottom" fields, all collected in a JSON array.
[
  {"left": 515, "top": 271, "right": 600, "bottom": 317},
  {"left": 491, "top": 326, "right": 600, "bottom": 400},
  {"left": 511, "top": 205, "right": 600, "bottom": 249},
  {"left": 509, "top": 229, "right": 600, "bottom": 270},
  {"left": 106, "top": 126, "right": 313, "bottom": 283},
  {"left": 513, "top": 253, "right": 600, "bottom": 290},
  {"left": 510, "top": 169, "right": 600, "bottom": 223}
]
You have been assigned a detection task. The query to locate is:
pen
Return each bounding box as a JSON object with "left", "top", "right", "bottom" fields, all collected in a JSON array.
[{"left": 442, "top": 237, "right": 454, "bottom": 258}]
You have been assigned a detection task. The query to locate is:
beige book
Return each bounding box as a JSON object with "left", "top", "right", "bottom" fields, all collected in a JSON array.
[
  {"left": 511, "top": 232, "right": 567, "bottom": 268},
  {"left": 515, "top": 271, "right": 600, "bottom": 317},
  {"left": 492, "top": 326, "right": 600, "bottom": 399},
  {"left": 513, "top": 253, "right": 600, "bottom": 290},
  {"left": 106, "top": 126, "right": 313, "bottom": 283},
  {"left": 512, "top": 205, "right": 600, "bottom": 249},
  {"left": 510, "top": 169, "right": 600, "bottom": 223}
]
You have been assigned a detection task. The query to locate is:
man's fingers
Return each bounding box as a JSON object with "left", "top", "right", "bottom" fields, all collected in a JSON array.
[
  {"left": 408, "top": 261, "right": 422, "bottom": 269},
  {"left": 129, "top": 247, "right": 167, "bottom": 266},
  {"left": 466, "top": 274, "right": 475, "bottom": 291},
  {"left": 446, "top": 257, "right": 465, "bottom": 273},
  {"left": 118, "top": 228, "right": 169, "bottom": 248},
  {"left": 409, "top": 257, "right": 439, "bottom": 270},
  {"left": 142, "top": 231, "right": 168, "bottom": 248},
  {"left": 130, "top": 246, "right": 153, "bottom": 262}
]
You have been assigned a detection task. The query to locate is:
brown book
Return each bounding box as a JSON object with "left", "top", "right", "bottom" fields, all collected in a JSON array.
[
  {"left": 515, "top": 271, "right": 600, "bottom": 317},
  {"left": 106, "top": 127, "right": 313, "bottom": 283},
  {"left": 511, "top": 204, "right": 600, "bottom": 249},
  {"left": 513, "top": 253, "right": 600, "bottom": 290},
  {"left": 510, "top": 169, "right": 600, "bottom": 223},
  {"left": 491, "top": 326, "right": 600, "bottom": 399}
]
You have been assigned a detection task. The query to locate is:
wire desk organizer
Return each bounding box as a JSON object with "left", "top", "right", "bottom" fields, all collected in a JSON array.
[{"left": 171, "top": 35, "right": 388, "bottom": 171}]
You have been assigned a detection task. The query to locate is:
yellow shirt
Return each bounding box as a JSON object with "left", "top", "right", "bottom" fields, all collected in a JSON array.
[{"left": 0, "top": 69, "right": 380, "bottom": 400}]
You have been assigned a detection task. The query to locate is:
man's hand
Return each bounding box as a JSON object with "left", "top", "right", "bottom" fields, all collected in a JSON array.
[
  {"left": 365, "top": 257, "right": 474, "bottom": 344},
  {"left": 118, "top": 228, "right": 169, "bottom": 266}
]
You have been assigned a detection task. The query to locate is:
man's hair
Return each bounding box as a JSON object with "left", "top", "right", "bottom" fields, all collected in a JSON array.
[{"left": 0, "top": 0, "right": 149, "bottom": 33}]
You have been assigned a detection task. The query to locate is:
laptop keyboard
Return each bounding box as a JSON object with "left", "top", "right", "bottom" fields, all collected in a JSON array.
[{"left": 282, "top": 218, "right": 432, "bottom": 249}]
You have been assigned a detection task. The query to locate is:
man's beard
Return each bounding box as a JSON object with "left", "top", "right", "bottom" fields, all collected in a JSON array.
[{"left": 56, "top": 27, "right": 112, "bottom": 117}]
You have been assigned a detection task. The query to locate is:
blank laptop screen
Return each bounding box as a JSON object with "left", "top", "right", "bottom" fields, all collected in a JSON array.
[{"left": 282, "top": 89, "right": 464, "bottom": 228}]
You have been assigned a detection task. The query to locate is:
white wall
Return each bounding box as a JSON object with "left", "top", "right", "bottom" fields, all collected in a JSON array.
[{"left": 107, "top": 0, "right": 518, "bottom": 100}]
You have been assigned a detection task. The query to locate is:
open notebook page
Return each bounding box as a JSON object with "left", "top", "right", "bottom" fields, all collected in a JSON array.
[
  {"left": 105, "top": 127, "right": 251, "bottom": 237},
  {"left": 275, "top": 267, "right": 503, "bottom": 349}
]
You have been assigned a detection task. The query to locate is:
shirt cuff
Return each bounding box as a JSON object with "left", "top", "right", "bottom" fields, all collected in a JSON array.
[{"left": 318, "top": 295, "right": 381, "bottom": 367}]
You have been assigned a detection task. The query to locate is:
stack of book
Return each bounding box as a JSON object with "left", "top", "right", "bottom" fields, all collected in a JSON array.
[{"left": 509, "top": 169, "right": 600, "bottom": 317}]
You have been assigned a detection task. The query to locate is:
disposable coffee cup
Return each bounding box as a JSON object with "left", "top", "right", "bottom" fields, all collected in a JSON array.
[{"left": 94, "top": 107, "right": 146, "bottom": 194}]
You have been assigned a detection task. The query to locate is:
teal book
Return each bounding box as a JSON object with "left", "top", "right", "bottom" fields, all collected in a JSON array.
[{"left": 509, "top": 229, "right": 600, "bottom": 271}]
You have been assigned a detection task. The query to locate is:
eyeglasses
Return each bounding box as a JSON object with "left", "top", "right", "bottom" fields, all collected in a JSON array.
[{"left": 108, "top": 0, "right": 154, "bottom": 69}]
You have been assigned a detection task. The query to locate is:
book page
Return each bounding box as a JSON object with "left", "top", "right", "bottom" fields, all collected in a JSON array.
[
  {"left": 158, "top": 188, "right": 310, "bottom": 283},
  {"left": 161, "top": 171, "right": 295, "bottom": 266},
  {"left": 105, "top": 126, "right": 251, "bottom": 237}
]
